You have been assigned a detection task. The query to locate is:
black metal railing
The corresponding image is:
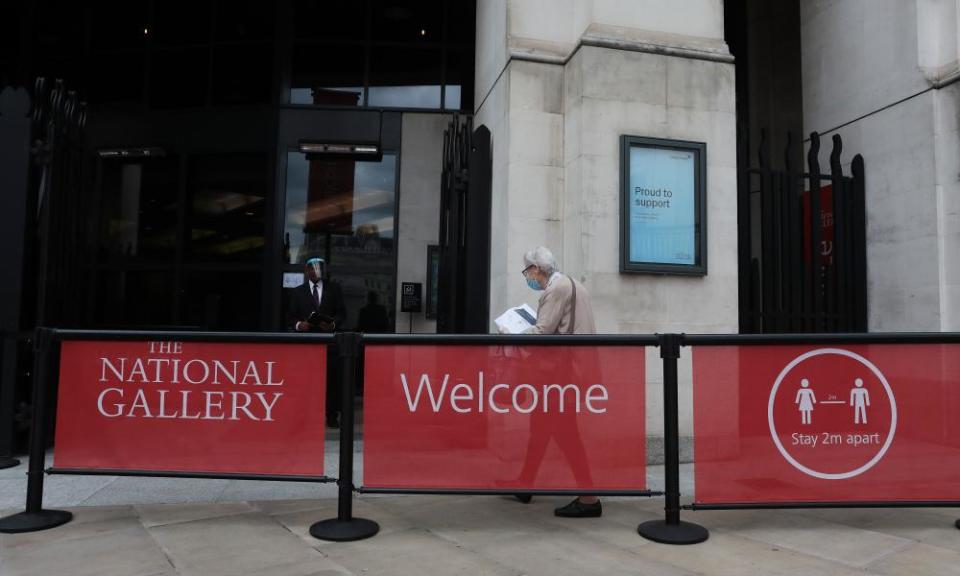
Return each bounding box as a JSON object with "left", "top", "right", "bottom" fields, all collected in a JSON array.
[{"left": 739, "top": 130, "right": 867, "bottom": 334}]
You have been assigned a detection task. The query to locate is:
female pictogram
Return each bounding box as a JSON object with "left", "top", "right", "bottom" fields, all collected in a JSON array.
[{"left": 795, "top": 378, "right": 816, "bottom": 424}]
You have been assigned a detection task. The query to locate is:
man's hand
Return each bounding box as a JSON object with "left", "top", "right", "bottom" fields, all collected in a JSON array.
[
  {"left": 295, "top": 321, "right": 312, "bottom": 332},
  {"left": 318, "top": 321, "right": 335, "bottom": 332}
]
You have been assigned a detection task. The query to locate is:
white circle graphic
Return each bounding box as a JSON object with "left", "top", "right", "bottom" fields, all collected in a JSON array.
[{"left": 767, "top": 348, "right": 897, "bottom": 480}]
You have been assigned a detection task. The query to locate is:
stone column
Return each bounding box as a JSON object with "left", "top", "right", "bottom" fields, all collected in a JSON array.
[{"left": 474, "top": 0, "right": 738, "bottom": 459}]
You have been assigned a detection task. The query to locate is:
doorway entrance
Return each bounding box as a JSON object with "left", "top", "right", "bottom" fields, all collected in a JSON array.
[{"left": 281, "top": 151, "right": 399, "bottom": 332}]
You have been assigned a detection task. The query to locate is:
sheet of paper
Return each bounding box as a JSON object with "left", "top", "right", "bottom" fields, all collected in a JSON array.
[{"left": 494, "top": 303, "right": 538, "bottom": 334}]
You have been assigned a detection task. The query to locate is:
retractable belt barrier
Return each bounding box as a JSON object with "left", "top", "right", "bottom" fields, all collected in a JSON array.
[
  {"left": 687, "top": 332, "right": 960, "bottom": 514},
  {"left": 4, "top": 329, "right": 959, "bottom": 543}
]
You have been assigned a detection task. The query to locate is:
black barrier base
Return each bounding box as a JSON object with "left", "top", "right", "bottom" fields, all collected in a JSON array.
[
  {"left": 638, "top": 520, "right": 709, "bottom": 545},
  {"left": 0, "top": 457, "right": 19, "bottom": 470},
  {"left": 955, "top": 519, "right": 960, "bottom": 530},
  {"left": 0, "top": 510, "right": 73, "bottom": 534},
  {"left": 310, "top": 518, "right": 379, "bottom": 542}
]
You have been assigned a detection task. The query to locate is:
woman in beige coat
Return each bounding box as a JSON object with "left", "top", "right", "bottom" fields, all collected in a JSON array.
[{"left": 518, "top": 246, "right": 601, "bottom": 518}]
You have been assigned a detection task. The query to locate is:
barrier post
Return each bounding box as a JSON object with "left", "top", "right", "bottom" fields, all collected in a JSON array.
[
  {"left": 638, "top": 333, "right": 708, "bottom": 544},
  {"left": 0, "top": 332, "right": 22, "bottom": 469},
  {"left": 310, "top": 332, "right": 379, "bottom": 542},
  {"left": 0, "top": 328, "right": 72, "bottom": 533}
]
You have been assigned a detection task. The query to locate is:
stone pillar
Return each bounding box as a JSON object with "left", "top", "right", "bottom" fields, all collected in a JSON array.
[{"left": 475, "top": 0, "right": 738, "bottom": 458}]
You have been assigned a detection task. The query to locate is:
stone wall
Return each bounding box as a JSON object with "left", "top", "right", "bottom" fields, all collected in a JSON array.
[
  {"left": 475, "top": 0, "right": 736, "bottom": 459},
  {"left": 801, "top": 0, "right": 960, "bottom": 331},
  {"left": 395, "top": 113, "right": 451, "bottom": 333}
]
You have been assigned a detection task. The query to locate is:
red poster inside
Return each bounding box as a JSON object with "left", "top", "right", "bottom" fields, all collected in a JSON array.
[
  {"left": 363, "top": 345, "right": 646, "bottom": 491},
  {"left": 54, "top": 340, "right": 327, "bottom": 476},
  {"left": 694, "top": 345, "right": 960, "bottom": 503}
]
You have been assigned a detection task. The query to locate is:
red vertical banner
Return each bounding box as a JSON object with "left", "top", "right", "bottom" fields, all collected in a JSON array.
[
  {"left": 363, "top": 345, "right": 646, "bottom": 491},
  {"left": 54, "top": 340, "right": 327, "bottom": 476},
  {"left": 693, "top": 344, "right": 960, "bottom": 503},
  {"left": 802, "top": 184, "right": 834, "bottom": 265}
]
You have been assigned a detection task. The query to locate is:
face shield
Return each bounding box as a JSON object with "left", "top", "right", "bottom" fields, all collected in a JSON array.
[{"left": 306, "top": 257, "right": 325, "bottom": 280}]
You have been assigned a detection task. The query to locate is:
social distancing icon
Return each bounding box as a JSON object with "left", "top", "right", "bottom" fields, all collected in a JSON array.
[{"left": 768, "top": 348, "right": 896, "bottom": 480}]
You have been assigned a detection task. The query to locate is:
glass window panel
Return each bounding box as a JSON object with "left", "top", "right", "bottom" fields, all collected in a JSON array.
[
  {"left": 444, "top": 47, "right": 474, "bottom": 111},
  {"left": 91, "top": 1, "right": 148, "bottom": 51},
  {"left": 150, "top": 47, "right": 209, "bottom": 108},
  {"left": 283, "top": 152, "right": 397, "bottom": 331},
  {"left": 187, "top": 154, "right": 268, "bottom": 262},
  {"left": 34, "top": 0, "right": 84, "bottom": 53},
  {"left": 215, "top": 0, "right": 275, "bottom": 41},
  {"left": 212, "top": 43, "right": 273, "bottom": 105},
  {"left": 89, "top": 52, "right": 145, "bottom": 104},
  {"left": 295, "top": 0, "right": 366, "bottom": 41},
  {"left": 368, "top": 46, "right": 441, "bottom": 109},
  {"left": 181, "top": 271, "right": 262, "bottom": 331},
  {"left": 444, "top": 85, "right": 461, "bottom": 110},
  {"left": 290, "top": 44, "right": 364, "bottom": 106},
  {"left": 99, "top": 157, "right": 180, "bottom": 260},
  {"left": 32, "top": 53, "right": 86, "bottom": 98},
  {"left": 153, "top": 0, "right": 213, "bottom": 46},
  {"left": 372, "top": 0, "right": 443, "bottom": 44},
  {"left": 446, "top": 1, "right": 477, "bottom": 47},
  {"left": 94, "top": 270, "right": 175, "bottom": 328}
]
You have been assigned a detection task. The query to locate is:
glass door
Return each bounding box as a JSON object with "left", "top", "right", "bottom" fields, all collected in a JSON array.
[{"left": 282, "top": 151, "right": 398, "bottom": 332}]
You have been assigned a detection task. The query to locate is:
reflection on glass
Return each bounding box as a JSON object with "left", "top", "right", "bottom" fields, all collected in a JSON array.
[
  {"left": 181, "top": 271, "right": 262, "bottom": 331},
  {"left": 444, "top": 85, "right": 461, "bottom": 110},
  {"left": 295, "top": 0, "right": 366, "bottom": 41},
  {"left": 369, "top": 46, "right": 441, "bottom": 109},
  {"left": 291, "top": 44, "right": 365, "bottom": 106},
  {"left": 150, "top": 47, "right": 209, "bottom": 108},
  {"left": 368, "top": 85, "right": 441, "bottom": 108},
  {"left": 283, "top": 152, "right": 397, "bottom": 331},
  {"left": 290, "top": 87, "right": 363, "bottom": 106},
  {"left": 95, "top": 271, "right": 175, "bottom": 328},
  {"left": 371, "top": 0, "right": 443, "bottom": 43},
  {"left": 212, "top": 44, "right": 273, "bottom": 105},
  {"left": 100, "top": 157, "right": 179, "bottom": 259},
  {"left": 445, "top": 45, "right": 474, "bottom": 110},
  {"left": 188, "top": 154, "right": 268, "bottom": 261}
]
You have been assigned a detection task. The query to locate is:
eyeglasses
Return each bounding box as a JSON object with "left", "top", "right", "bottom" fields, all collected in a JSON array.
[{"left": 521, "top": 265, "right": 536, "bottom": 278}]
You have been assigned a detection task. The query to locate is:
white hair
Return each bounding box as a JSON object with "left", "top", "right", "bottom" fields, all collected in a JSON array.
[{"left": 523, "top": 246, "right": 558, "bottom": 275}]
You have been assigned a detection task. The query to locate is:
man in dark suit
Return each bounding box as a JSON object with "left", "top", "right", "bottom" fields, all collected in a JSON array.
[
  {"left": 285, "top": 258, "right": 347, "bottom": 428},
  {"left": 287, "top": 258, "right": 346, "bottom": 333}
]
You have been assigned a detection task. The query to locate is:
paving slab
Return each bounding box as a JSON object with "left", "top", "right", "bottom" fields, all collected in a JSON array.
[
  {"left": 319, "top": 526, "right": 521, "bottom": 576},
  {"left": 1, "top": 515, "right": 173, "bottom": 576},
  {"left": 684, "top": 507, "right": 914, "bottom": 568},
  {"left": 136, "top": 501, "right": 257, "bottom": 528},
  {"left": 866, "top": 541, "right": 960, "bottom": 576},
  {"left": 633, "top": 530, "right": 880, "bottom": 576},
  {"left": 147, "top": 512, "right": 340, "bottom": 576},
  {"left": 795, "top": 507, "right": 960, "bottom": 553}
]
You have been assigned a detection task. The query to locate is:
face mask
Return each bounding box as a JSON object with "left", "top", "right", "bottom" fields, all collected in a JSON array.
[{"left": 526, "top": 277, "right": 541, "bottom": 291}]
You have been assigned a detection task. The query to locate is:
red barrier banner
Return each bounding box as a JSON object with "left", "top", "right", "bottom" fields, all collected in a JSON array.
[
  {"left": 54, "top": 340, "right": 327, "bottom": 476},
  {"left": 694, "top": 344, "right": 960, "bottom": 503},
  {"left": 363, "top": 345, "right": 646, "bottom": 491}
]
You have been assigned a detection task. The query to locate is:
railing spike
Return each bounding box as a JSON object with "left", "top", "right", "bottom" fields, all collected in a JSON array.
[
  {"left": 830, "top": 134, "right": 843, "bottom": 177},
  {"left": 807, "top": 131, "right": 821, "bottom": 175}
]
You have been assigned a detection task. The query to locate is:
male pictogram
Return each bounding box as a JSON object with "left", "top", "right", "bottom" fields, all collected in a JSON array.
[{"left": 850, "top": 378, "right": 870, "bottom": 424}]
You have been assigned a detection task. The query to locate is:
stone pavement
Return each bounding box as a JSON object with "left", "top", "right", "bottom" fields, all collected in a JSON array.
[{"left": 2, "top": 455, "right": 960, "bottom": 575}]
